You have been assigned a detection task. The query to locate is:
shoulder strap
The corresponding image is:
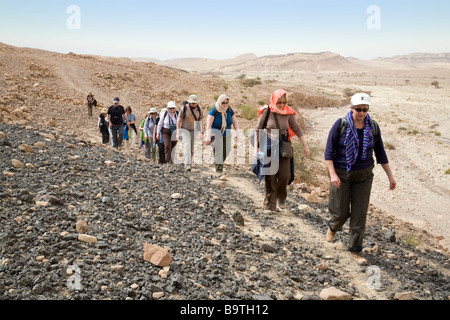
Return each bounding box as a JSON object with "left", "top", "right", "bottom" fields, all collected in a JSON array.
[
  {"left": 340, "top": 117, "right": 379, "bottom": 136},
  {"left": 262, "top": 108, "right": 271, "bottom": 130}
]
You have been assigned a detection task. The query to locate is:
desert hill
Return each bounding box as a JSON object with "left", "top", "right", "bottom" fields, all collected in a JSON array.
[{"left": 140, "top": 52, "right": 366, "bottom": 74}]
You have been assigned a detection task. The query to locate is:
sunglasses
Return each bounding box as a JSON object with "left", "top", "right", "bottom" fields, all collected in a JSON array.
[
  {"left": 354, "top": 107, "right": 369, "bottom": 113},
  {"left": 222, "top": 101, "right": 229, "bottom": 105}
]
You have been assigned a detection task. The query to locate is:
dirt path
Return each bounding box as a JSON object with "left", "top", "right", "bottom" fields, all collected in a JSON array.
[{"left": 222, "top": 174, "right": 395, "bottom": 300}]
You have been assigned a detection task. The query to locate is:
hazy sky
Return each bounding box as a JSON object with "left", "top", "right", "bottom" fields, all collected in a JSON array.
[{"left": 1, "top": 0, "right": 449, "bottom": 60}]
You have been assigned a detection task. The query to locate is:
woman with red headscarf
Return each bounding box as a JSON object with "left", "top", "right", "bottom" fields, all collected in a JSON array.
[{"left": 254, "top": 89, "right": 310, "bottom": 213}]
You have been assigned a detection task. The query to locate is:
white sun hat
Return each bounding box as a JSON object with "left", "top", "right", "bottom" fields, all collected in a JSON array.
[
  {"left": 351, "top": 93, "right": 371, "bottom": 107},
  {"left": 167, "top": 101, "right": 177, "bottom": 109}
]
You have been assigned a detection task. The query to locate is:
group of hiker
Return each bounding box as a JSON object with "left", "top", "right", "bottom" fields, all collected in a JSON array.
[{"left": 89, "top": 89, "right": 397, "bottom": 265}]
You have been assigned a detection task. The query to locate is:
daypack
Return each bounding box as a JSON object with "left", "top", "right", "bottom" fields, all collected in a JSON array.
[
  {"left": 340, "top": 117, "right": 379, "bottom": 137},
  {"left": 182, "top": 101, "right": 201, "bottom": 121},
  {"left": 99, "top": 114, "right": 108, "bottom": 129}
]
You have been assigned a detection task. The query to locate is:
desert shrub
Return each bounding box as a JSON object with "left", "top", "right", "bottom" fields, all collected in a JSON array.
[
  {"left": 238, "top": 104, "right": 258, "bottom": 120},
  {"left": 398, "top": 127, "right": 408, "bottom": 131},
  {"left": 236, "top": 74, "right": 246, "bottom": 80},
  {"left": 343, "top": 88, "right": 372, "bottom": 98},
  {"left": 384, "top": 142, "right": 396, "bottom": 150},
  {"left": 241, "top": 78, "right": 262, "bottom": 88},
  {"left": 445, "top": 169, "right": 450, "bottom": 175},
  {"left": 403, "top": 234, "right": 421, "bottom": 247},
  {"left": 258, "top": 100, "right": 266, "bottom": 106},
  {"left": 431, "top": 80, "right": 440, "bottom": 89},
  {"left": 223, "top": 85, "right": 228, "bottom": 90}
]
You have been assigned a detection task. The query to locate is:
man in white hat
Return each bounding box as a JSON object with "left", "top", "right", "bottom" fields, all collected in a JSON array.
[
  {"left": 144, "top": 108, "right": 159, "bottom": 162},
  {"left": 156, "top": 102, "right": 179, "bottom": 164},
  {"left": 177, "top": 95, "right": 204, "bottom": 171}
]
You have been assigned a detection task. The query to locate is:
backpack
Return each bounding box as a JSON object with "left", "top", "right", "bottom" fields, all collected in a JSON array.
[
  {"left": 182, "top": 101, "right": 201, "bottom": 121},
  {"left": 99, "top": 114, "right": 108, "bottom": 129},
  {"left": 340, "top": 117, "right": 379, "bottom": 137}
]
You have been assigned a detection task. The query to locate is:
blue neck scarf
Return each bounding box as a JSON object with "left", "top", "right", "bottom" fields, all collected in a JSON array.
[{"left": 344, "top": 111, "right": 374, "bottom": 172}]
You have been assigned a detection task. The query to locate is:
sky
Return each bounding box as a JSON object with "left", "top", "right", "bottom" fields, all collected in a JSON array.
[{"left": 0, "top": 0, "right": 449, "bottom": 61}]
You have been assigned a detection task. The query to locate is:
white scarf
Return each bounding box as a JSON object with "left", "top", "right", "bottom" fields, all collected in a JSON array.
[{"left": 215, "top": 94, "right": 229, "bottom": 133}]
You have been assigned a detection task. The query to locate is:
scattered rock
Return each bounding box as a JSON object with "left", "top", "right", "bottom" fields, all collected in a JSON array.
[
  {"left": 394, "top": 292, "right": 413, "bottom": 300},
  {"left": 320, "top": 287, "right": 351, "bottom": 300},
  {"left": 232, "top": 211, "right": 245, "bottom": 226},
  {"left": 78, "top": 234, "right": 98, "bottom": 243},
  {"left": 171, "top": 193, "right": 182, "bottom": 199},
  {"left": 317, "top": 262, "right": 329, "bottom": 271},
  {"left": 261, "top": 243, "right": 277, "bottom": 253},
  {"left": 143, "top": 243, "right": 172, "bottom": 267},
  {"left": 298, "top": 204, "right": 312, "bottom": 213},
  {"left": 76, "top": 220, "right": 89, "bottom": 233},
  {"left": 211, "top": 180, "right": 227, "bottom": 188},
  {"left": 11, "top": 159, "right": 24, "bottom": 169},
  {"left": 18, "top": 144, "right": 34, "bottom": 153}
]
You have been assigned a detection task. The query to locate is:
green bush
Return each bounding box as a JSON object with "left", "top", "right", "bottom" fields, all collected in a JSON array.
[
  {"left": 241, "top": 78, "right": 262, "bottom": 88},
  {"left": 445, "top": 169, "right": 450, "bottom": 175},
  {"left": 239, "top": 105, "right": 258, "bottom": 120},
  {"left": 258, "top": 100, "right": 266, "bottom": 106},
  {"left": 384, "top": 142, "right": 396, "bottom": 150}
]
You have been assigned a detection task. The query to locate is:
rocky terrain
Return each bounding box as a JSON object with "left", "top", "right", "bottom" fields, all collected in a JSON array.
[{"left": 0, "top": 42, "right": 449, "bottom": 301}]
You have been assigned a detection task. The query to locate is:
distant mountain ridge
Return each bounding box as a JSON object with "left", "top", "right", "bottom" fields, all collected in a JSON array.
[{"left": 132, "top": 52, "right": 450, "bottom": 74}]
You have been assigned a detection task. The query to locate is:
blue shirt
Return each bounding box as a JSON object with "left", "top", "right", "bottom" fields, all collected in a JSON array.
[
  {"left": 208, "top": 107, "right": 235, "bottom": 136},
  {"left": 325, "top": 118, "right": 389, "bottom": 171}
]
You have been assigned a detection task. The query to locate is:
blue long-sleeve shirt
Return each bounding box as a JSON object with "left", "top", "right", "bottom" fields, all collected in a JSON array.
[{"left": 325, "top": 118, "right": 389, "bottom": 171}]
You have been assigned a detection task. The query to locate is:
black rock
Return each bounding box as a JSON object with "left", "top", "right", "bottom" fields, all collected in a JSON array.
[{"left": 261, "top": 243, "right": 277, "bottom": 253}]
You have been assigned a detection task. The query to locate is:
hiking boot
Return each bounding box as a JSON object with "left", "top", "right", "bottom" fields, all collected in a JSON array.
[
  {"left": 185, "top": 166, "right": 191, "bottom": 172},
  {"left": 326, "top": 228, "right": 336, "bottom": 242},
  {"left": 350, "top": 252, "right": 368, "bottom": 265}
]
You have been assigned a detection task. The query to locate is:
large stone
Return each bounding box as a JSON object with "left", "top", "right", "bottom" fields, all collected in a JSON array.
[
  {"left": 320, "top": 287, "right": 351, "bottom": 300},
  {"left": 11, "top": 159, "right": 24, "bottom": 169},
  {"left": 76, "top": 220, "right": 89, "bottom": 233},
  {"left": 394, "top": 292, "right": 413, "bottom": 300},
  {"left": 19, "top": 144, "right": 34, "bottom": 153},
  {"left": 143, "top": 243, "right": 172, "bottom": 267},
  {"left": 78, "top": 234, "right": 98, "bottom": 243},
  {"left": 211, "top": 180, "right": 227, "bottom": 188},
  {"left": 298, "top": 204, "right": 312, "bottom": 213}
]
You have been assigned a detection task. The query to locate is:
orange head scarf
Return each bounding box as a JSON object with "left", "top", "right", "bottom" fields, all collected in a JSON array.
[{"left": 258, "top": 89, "right": 298, "bottom": 141}]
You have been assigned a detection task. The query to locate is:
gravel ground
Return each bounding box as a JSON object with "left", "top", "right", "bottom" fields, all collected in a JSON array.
[{"left": 1, "top": 123, "right": 449, "bottom": 301}]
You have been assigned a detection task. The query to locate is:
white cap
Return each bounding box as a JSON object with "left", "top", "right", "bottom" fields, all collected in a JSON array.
[
  {"left": 167, "top": 101, "right": 177, "bottom": 109},
  {"left": 351, "top": 93, "right": 371, "bottom": 107}
]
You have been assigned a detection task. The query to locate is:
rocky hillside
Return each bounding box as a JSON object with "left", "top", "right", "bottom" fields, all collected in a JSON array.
[{"left": 1, "top": 122, "right": 449, "bottom": 301}]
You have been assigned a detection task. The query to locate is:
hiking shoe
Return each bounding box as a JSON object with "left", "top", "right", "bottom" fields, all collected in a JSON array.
[
  {"left": 185, "top": 166, "right": 192, "bottom": 172},
  {"left": 326, "top": 228, "right": 336, "bottom": 242},
  {"left": 350, "top": 252, "right": 368, "bottom": 265}
]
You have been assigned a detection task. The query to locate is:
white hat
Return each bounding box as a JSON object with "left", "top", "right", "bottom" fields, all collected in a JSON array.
[
  {"left": 187, "top": 95, "right": 200, "bottom": 104},
  {"left": 148, "top": 108, "right": 158, "bottom": 114},
  {"left": 167, "top": 101, "right": 177, "bottom": 109},
  {"left": 351, "top": 93, "right": 371, "bottom": 107}
]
